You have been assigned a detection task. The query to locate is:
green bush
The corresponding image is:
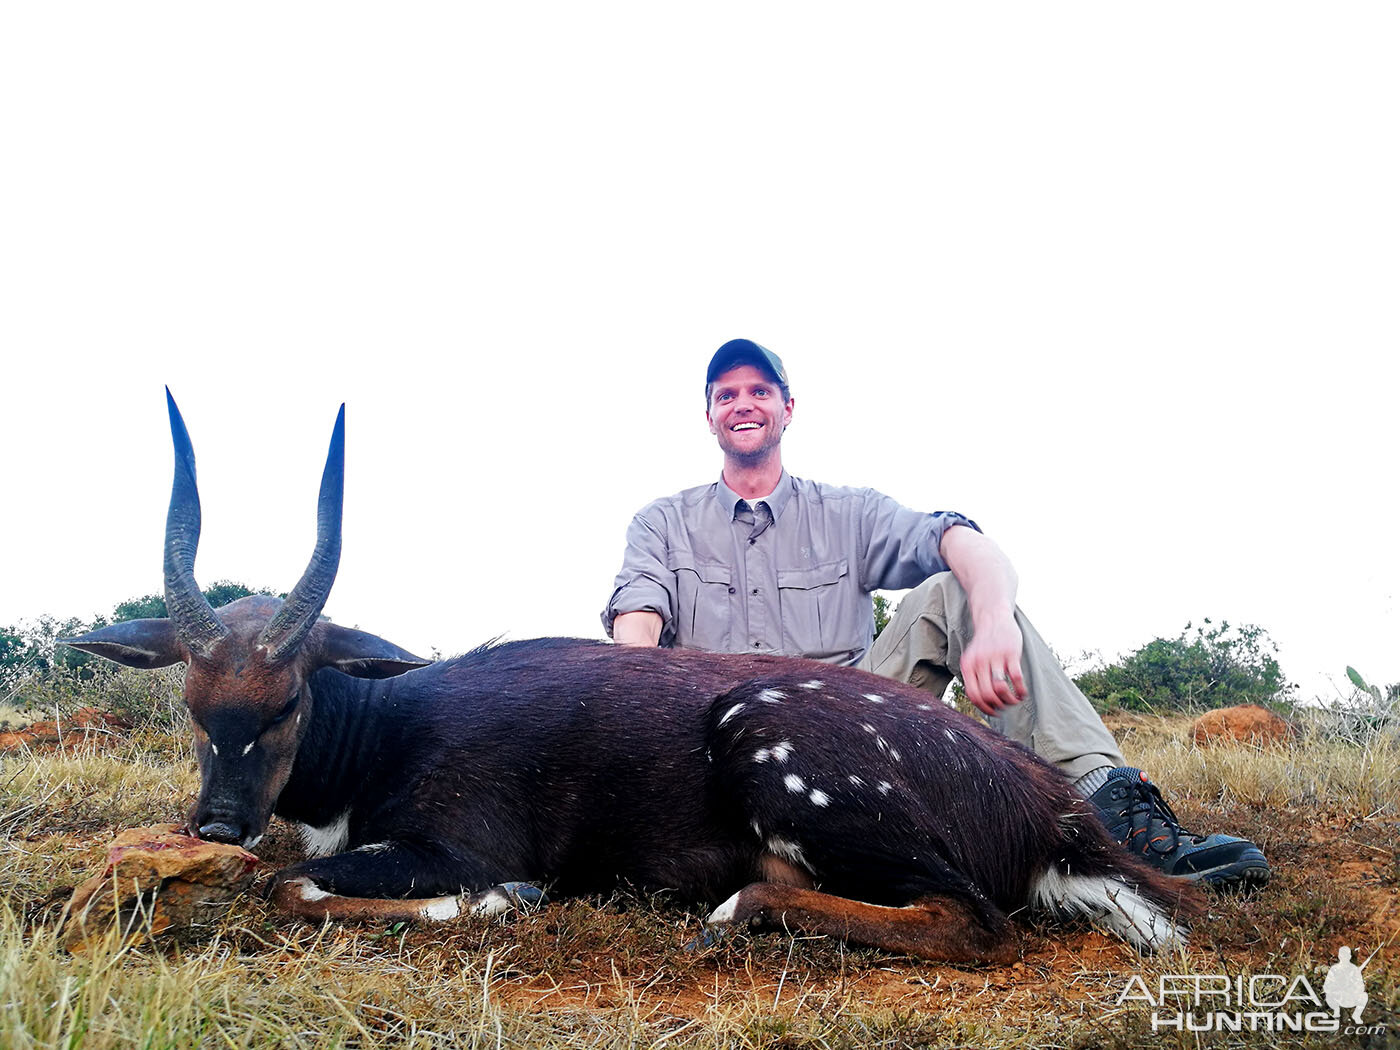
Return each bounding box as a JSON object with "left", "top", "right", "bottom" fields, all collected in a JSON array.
[{"left": 1073, "top": 619, "right": 1296, "bottom": 713}]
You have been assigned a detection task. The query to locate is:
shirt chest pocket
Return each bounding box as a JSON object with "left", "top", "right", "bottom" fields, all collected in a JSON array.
[
  {"left": 667, "top": 554, "right": 733, "bottom": 652},
  {"left": 776, "top": 558, "right": 858, "bottom": 662}
]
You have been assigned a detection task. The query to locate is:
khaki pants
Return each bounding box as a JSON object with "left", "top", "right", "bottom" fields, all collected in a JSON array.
[{"left": 857, "top": 572, "right": 1124, "bottom": 781}]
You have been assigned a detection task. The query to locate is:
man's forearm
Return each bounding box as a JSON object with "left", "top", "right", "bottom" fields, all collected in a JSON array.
[
  {"left": 939, "top": 525, "right": 1018, "bottom": 629},
  {"left": 613, "top": 610, "right": 663, "bottom": 646}
]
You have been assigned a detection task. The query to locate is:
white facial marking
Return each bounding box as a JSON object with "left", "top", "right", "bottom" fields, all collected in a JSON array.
[
  {"left": 799, "top": 680, "right": 824, "bottom": 690},
  {"left": 422, "top": 896, "right": 463, "bottom": 921},
  {"left": 241, "top": 741, "right": 255, "bottom": 757},
  {"left": 770, "top": 740, "right": 793, "bottom": 763},
  {"left": 757, "top": 688, "right": 787, "bottom": 703},
  {"left": 877, "top": 780, "right": 893, "bottom": 795},
  {"left": 298, "top": 811, "right": 351, "bottom": 857},
  {"left": 863, "top": 693, "right": 885, "bottom": 704},
  {"left": 719, "top": 702, "right": 745, "bottom": 726},
  {"left": 809, "top": 789, "right": 830, "bottom": 807},
  {"left": 783, "top": 773, "right": 806, "bottom": 793}
]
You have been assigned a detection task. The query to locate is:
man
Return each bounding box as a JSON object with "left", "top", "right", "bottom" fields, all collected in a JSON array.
[{"left": 602, "top": 338, "right": 1270, "bottom": 887}]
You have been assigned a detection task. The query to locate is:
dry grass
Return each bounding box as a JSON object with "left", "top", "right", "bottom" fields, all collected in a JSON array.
[{"left": 2, "top": 690, "right": 1397, "bottom": 1049}]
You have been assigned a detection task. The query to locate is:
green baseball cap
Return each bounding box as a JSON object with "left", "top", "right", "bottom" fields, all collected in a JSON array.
[{"left": 705, "top": 339, "right": 789, "bottom": 399}]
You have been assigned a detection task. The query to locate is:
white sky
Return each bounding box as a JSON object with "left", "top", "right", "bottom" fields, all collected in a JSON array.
[{"left": 2, "top": 4, "right": 1395, "bottom": 701}]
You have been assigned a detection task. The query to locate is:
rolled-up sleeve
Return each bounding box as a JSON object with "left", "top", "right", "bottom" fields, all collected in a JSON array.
[
  {"left": 857, "top": 489, "right": 981, "bottom": 592},
  {"left": 601, "top": 510, "right": 678, "bottom": 645}
]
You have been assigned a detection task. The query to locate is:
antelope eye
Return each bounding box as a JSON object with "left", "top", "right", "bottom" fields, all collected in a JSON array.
[{"left": 270, "top": 692, "right": 300, "bottom": 726}]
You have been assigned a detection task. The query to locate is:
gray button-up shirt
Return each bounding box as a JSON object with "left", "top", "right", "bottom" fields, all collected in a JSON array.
[{"left": 602, "top": 472, "right": 980, "bottom": 665}]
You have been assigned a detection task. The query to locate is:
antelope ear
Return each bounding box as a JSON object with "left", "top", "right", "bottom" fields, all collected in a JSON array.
[
  {"left": 62, "top": 619, "right": 186, "bottom": 669},
  {"left": 315, "top": 624, "right": 431, "bottom": 679}
]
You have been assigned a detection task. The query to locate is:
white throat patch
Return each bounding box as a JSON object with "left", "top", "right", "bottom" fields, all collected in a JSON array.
[{"left": 298, "top": 811, "right": 351, "bottom": 857}]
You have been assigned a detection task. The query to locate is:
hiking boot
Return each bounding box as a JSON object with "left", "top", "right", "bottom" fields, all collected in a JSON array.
[{"left": 1087, "top": 767, "right": 1271, "bottom": 888}]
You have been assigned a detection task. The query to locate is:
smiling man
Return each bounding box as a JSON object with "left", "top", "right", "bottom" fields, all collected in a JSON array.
[{"left": 602, "top": 338, "right": 1271, "bottom": 888}]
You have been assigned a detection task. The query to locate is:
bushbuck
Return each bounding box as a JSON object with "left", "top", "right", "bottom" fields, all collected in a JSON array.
[{"left": 64, "top": 392, "right": 1198, "bottom": 963}]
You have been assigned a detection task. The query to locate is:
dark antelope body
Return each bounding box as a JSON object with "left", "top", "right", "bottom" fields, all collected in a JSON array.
[{"left": 66, "top": 394, "right": 1198, "bottom": 963}]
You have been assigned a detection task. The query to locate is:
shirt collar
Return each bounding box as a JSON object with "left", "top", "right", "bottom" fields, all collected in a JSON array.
[{"left": 715, "top": 471, "right": 793, "bottom": 522}]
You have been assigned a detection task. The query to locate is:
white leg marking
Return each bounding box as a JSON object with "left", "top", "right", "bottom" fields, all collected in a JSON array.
[
  {"left": 292, "top": 877, "right": 332, "bottom": 903},
  {"left": 707, "top": 891, "right": 742, "bottom": 924},
  {"left": 421, "top": 896, "right": 462, "bottom": 921},
  {"left": 468, "top": 890, "right": 513, "bottom": 917},
  {"left": 1031, "top": 867, "right": 1186, "bottom": 951}
]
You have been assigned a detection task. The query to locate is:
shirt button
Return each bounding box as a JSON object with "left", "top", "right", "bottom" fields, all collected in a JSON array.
[
  {"left": 751, "top": 588, "right": 759, "bottom": 595},
  {"left": 727, "top": 586, "right": 736, "bottom": 594},
  {"left": 748, "top": 538, "right": 756, "bottom": 545}
]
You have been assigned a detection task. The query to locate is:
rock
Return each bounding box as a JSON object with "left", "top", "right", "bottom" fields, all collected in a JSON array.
[
  {"left": 61, "top": 824, "right": 259, "bottom": 952},
  {"left": 0, "top": 707, "right": 130, "bottom": 754},
  {"left": 1190, "top": 704, "right": 1293, "bottom": 748}
]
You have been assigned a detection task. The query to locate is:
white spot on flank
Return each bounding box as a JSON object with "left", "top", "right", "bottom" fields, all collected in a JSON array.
[
  {"left": 769, "top": 740, "right": 793, "bottom": 763},
  {"left": 848, "top": 775, "right": 865, "bottom": 787},
  {"left": 422, "top": 896, "right": 462, "bottom": 921},
  {"left": 355, "top": 842, "right": 393, "bottom": 854},
  {"left": 719, "top": 702, "right": 745, "bottom": 726},
  {"left": 241, "top": 741, "right": 254, "bottom": 757},
  {"left": 751, "top": 820, "right": 763, "bottom": 838},
  {"left": 210, "top": 743, "right": 219, "bottom": 757},
  {"left": 809, "top": 789, "right": 830, "bottom": 807},
  {"left": 877, "top": 780, "right": 893, "bottom": 795},
  {"left": 863, "top": 693, "right": 885, "bottom": 704},
  {"left": 783, "top": 774, "right": 806, "bottom": 793},
  {"left": 757, "top": 688, "right": 787, "bottom": 703},
  {"left": 753, "top": 748, "right": 771, "bottom": 763},
  {"left": 918, "top": 704, "right": 933, "bottom": 711},
  {"left": 298, "top": 811, "right": 351, "bottom": 857},
  {"left": 861, "top": 723, "right": 877, "bottom": 734},
  {"left": 944, "top": 728, "right": 957, "bottom": 741},
  {"left": 798, "top": 680, "right": 824, "bottom": 690}
]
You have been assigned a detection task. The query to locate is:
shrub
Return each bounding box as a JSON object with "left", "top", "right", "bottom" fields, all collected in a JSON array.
[{"left": 1073, "top": 619, "right": 1296, "bottom": 713}]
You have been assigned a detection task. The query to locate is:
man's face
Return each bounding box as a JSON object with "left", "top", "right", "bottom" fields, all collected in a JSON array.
[{"left": 706, "top": 364, "right": 794, "bottom": 462}]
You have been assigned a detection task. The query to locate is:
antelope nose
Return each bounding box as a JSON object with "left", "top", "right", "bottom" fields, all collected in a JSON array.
[{"left": 198, "top": 821, "right": 244, "bottom": 844}]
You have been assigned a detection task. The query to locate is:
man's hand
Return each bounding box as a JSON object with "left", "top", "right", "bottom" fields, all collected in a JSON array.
[
  {"left": 613, "top": 611, "right": 663, "bottom": 646},
  {"left": 958, "top": 614, "right": 1028, "bottom": 715}
]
